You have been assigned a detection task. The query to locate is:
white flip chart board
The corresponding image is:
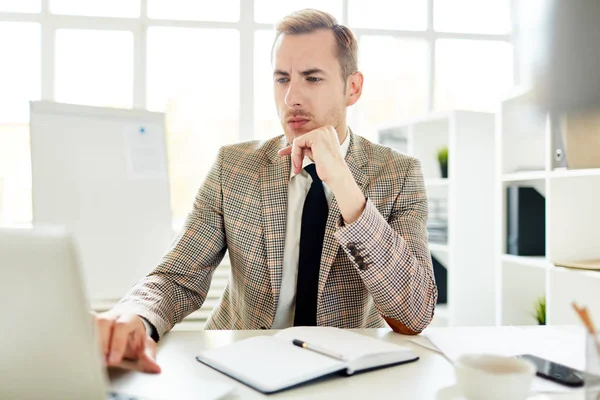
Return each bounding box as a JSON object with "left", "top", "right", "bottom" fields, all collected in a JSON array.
[{"left": 30, "top": 101, "right": 173, "bottom": 301}]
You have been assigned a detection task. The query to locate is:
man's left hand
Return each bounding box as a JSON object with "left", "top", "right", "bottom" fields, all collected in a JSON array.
[
  {"left": 277, "top": 125, "right": 348, "bottom": 186},
  {"left": 278, "top": 126, "right": 366, "bottom": 224}
]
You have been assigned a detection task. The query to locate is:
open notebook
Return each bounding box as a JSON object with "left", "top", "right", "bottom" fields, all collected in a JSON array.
[{"left": 195, "top": 326, "right": 418, "bottom": 394}]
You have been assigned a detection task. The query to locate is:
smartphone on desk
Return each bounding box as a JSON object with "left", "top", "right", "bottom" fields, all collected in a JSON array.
[{"left": 516, "top": 354, "right": 585, "bottom": 387}]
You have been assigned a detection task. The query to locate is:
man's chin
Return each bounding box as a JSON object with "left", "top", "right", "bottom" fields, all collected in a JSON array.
[{"left": 283, "top": 126, "right": 312, "bottom": 141}]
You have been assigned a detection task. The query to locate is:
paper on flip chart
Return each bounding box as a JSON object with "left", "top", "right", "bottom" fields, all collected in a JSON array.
[{"left": 123, "top": 123, "right": 167, "bottom": 180}]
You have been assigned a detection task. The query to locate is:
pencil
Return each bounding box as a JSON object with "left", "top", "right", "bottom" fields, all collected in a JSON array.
[{"left": 572, "top": 302, "right": 600, "bottom": 356}]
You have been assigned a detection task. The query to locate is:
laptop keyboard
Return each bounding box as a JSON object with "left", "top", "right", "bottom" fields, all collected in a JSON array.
[{"left": 107, "top": 392, "right": 140, "bottom": 400}]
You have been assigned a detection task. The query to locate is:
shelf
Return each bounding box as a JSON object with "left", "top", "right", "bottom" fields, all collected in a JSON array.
[
  {"left": 549, "top": 267, "right": 600, "bottom": 325},
  {"left": 498, "top": 87, "right": 600, "bottom": 327},
  {"left": 429, "top": 243, "right": 449, "bottom": 253},
  {"left": 501, "top": 254, "right": 551, "bottom": 270},
  {"left": 552, "top": 266, "right": 600, "bottom": 279},
  {"left": 548, "top": 177, "right": 600, "bottom": 262},
  {"left": 383, "top": 112, "right": 451, "bottom": 129},
  {"left": 550, "top": 168, "right": 600, "bottom": 179},
  {"left": 501, "top": 261, "right": 546, "bottom": 326},
  {"left": 501, "top": 170, "right": 547, "bottom": 182},
  {"left": 380, "top": 110, "right": 496, "bottom": 326},
  {"left": 435, "top": 303, "right": 449, "bottom": 317},
  {"left": 429, "top": 242, "right": 449, "bottom": 272},
  {"left": 425, "top": 178, "right": 449, "bottom": 187}
]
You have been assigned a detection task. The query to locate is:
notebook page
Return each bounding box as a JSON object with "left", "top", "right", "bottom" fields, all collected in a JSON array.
[
  {"left": 274, "top": 327, "right": 416, "bottom": 367},
  {"left": 196, "top": 335, "right": 344, "bottom": 393}
]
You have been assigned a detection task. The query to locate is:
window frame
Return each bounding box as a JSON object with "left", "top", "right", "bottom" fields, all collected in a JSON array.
[{"left": 0, "top": 0, "right": 515, "bottom": 226}]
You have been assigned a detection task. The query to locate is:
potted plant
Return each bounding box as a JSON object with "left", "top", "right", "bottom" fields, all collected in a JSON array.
[
  {"left": 530, "top": 296, "right": 546, "bottom": 325},
  {"left": 437, "top": 147, "right": 448, "bottom": 178}
]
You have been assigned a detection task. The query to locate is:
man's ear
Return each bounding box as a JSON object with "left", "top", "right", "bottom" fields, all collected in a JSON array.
[{"left": 346, "top": 72, "right": 363, "bottom": 107}]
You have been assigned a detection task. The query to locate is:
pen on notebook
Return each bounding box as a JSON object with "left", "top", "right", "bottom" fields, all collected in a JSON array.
[{"left": 292, "top": 339, "right": 347, "bottom": 362}]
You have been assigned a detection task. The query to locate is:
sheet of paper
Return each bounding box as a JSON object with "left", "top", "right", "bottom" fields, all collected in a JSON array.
[
  {"left": 123, "top": 124, "right": 167, "bottom": 180},
  {"left": 423, "top": 326, "right": 595, "bottom": 394},
  {"left": 410, "top": 335, "right": 441, "bottom": 353}
]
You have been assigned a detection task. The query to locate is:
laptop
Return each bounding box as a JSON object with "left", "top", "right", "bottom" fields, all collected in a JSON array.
[{"left": 0, "top": 226, "right": 138, "bottom": 400}]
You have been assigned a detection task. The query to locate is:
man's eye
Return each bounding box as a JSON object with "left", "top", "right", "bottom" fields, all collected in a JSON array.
[
  {"left": 307, "top": 77, "right": 322, "bottom": 82},
  {"left": 276, "top": 78, "right": 289, "bottom": 84}
]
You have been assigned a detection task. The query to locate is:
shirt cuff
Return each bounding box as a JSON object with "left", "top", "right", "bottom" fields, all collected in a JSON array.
[{"left": 140, "top": 316, "right": 159, "bottom": 342}]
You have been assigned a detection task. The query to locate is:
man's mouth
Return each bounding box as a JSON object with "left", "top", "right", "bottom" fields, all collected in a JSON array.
[{"left": 287, "top": 118, "right": 309, "bottom": 129}]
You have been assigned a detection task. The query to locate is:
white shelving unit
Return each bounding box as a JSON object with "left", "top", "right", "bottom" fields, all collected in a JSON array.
[
  {"left": 501, "top": 254, "right": 551, "bottom": 269},
  {"left": 379, "top": 110, "right": 497, "bottom": 327},
  {"left": 428, "top": 242, "right": 450, "bottom": 253},
  {"left": 425, "top": 178, "right": 450, "bottom": 187},
  {"left": 496, "top": 89, "right": 600, "bottom": 327},
  {"left": 429, "top": 243, "right": 449, "bottom": 271},
  {"left": 501, "top": 171, "right": 547, "bottom": 182}
]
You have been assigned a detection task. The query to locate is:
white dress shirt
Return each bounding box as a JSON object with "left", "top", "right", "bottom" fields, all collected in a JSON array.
[{"left": 271, "top": 132, "right": 351, "bottom": 329}]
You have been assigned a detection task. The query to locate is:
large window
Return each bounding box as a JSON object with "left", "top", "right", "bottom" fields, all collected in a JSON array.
[
  {"left": 49, "top": 0, "right": 141, "bottom": 18},
  {"left": 147, "top": 0, "right": 239, "bottom": 21},
  {"left": 55, "top": 29, "right": 134, "bottom": 108},
  {"left": 0, "top": 22, "right": 40, "bottom": 226},
  {"left": 0, "top": 0, "right": 513, "bottom": 226},
  {"left": 0, "top": 0, "right": 41, "bottom": 13},
  {"left": 348, "top": 0, "right": 427, "bottom": 30},
  {"left": 146, "top": 27, "right": 240, "bottom": 219},
  {"left": 354, "top": 36, "right": 429, "bottom": 139},
  {"left": 435, "top": 39, "right": 513, "bottom": 112}
]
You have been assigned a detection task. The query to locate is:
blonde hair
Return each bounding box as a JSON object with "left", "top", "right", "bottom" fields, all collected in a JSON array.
[{"left": 273, "top": 9, "right": 358, "bottom": 83}]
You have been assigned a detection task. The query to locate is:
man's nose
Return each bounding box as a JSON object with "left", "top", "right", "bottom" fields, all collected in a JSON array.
[{"left": 284, "top": 80, "right": 304, "bottom": 108}]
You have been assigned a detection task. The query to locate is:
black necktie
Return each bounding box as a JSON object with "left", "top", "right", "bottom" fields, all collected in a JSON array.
[{"left": 294, "top": 164, "right": 329, "bottom": 326}]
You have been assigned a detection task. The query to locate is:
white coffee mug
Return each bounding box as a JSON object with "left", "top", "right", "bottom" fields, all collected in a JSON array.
[{"left": 455, "top": 354, "right": 536, "bottom": 400}]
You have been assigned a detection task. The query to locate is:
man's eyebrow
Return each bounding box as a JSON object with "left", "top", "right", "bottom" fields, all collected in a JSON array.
[
  {"left": 273, "top": 68, "right": 326, "bottom": 76},
  {"left": 301, "top": 68, "right": 326, "bottom": 76}
]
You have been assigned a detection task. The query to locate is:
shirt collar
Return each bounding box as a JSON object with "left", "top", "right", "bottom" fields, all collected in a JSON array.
[{"left": 290, "top": 128, "right": 351, "bottom": 179}]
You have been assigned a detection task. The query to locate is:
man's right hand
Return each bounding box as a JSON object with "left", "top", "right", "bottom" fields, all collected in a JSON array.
[{"left": 94, "top": 311, "right": 161, "bottom": 374}]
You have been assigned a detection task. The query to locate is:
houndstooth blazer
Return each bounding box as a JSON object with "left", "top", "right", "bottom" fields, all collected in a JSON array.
[{"left": 116, "top": 130, "right": 438, "bottom": 338}]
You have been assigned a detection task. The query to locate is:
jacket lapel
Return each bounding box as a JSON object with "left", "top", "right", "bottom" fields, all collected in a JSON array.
[
  {"left": 317, "top": 131, "right": 369, "bottom": 303},
  {"left": 260, "top": 136, "right": 290, "bottom": 308}
]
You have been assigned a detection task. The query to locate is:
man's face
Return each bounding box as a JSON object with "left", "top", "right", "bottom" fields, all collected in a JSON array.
[{"left": 272, "top": 29, "right": 350, "bottom": 143}]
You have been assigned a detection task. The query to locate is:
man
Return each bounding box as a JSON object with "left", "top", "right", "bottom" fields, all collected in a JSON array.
[{"left": 96, "top": 9, "right": 437, "bottom": 373}]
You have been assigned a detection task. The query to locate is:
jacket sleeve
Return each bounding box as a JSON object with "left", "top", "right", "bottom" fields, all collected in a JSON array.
[
  {"left": 334, "top": 158, "right": 437, "bottom": 334},
  {"left": 113, "top": 147, "right": 227, "bottom": 339}
]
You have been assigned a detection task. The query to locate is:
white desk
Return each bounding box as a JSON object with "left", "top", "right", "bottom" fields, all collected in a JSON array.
[{"left": 109, "top": 328, "right": 598, "bottom": 400}]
